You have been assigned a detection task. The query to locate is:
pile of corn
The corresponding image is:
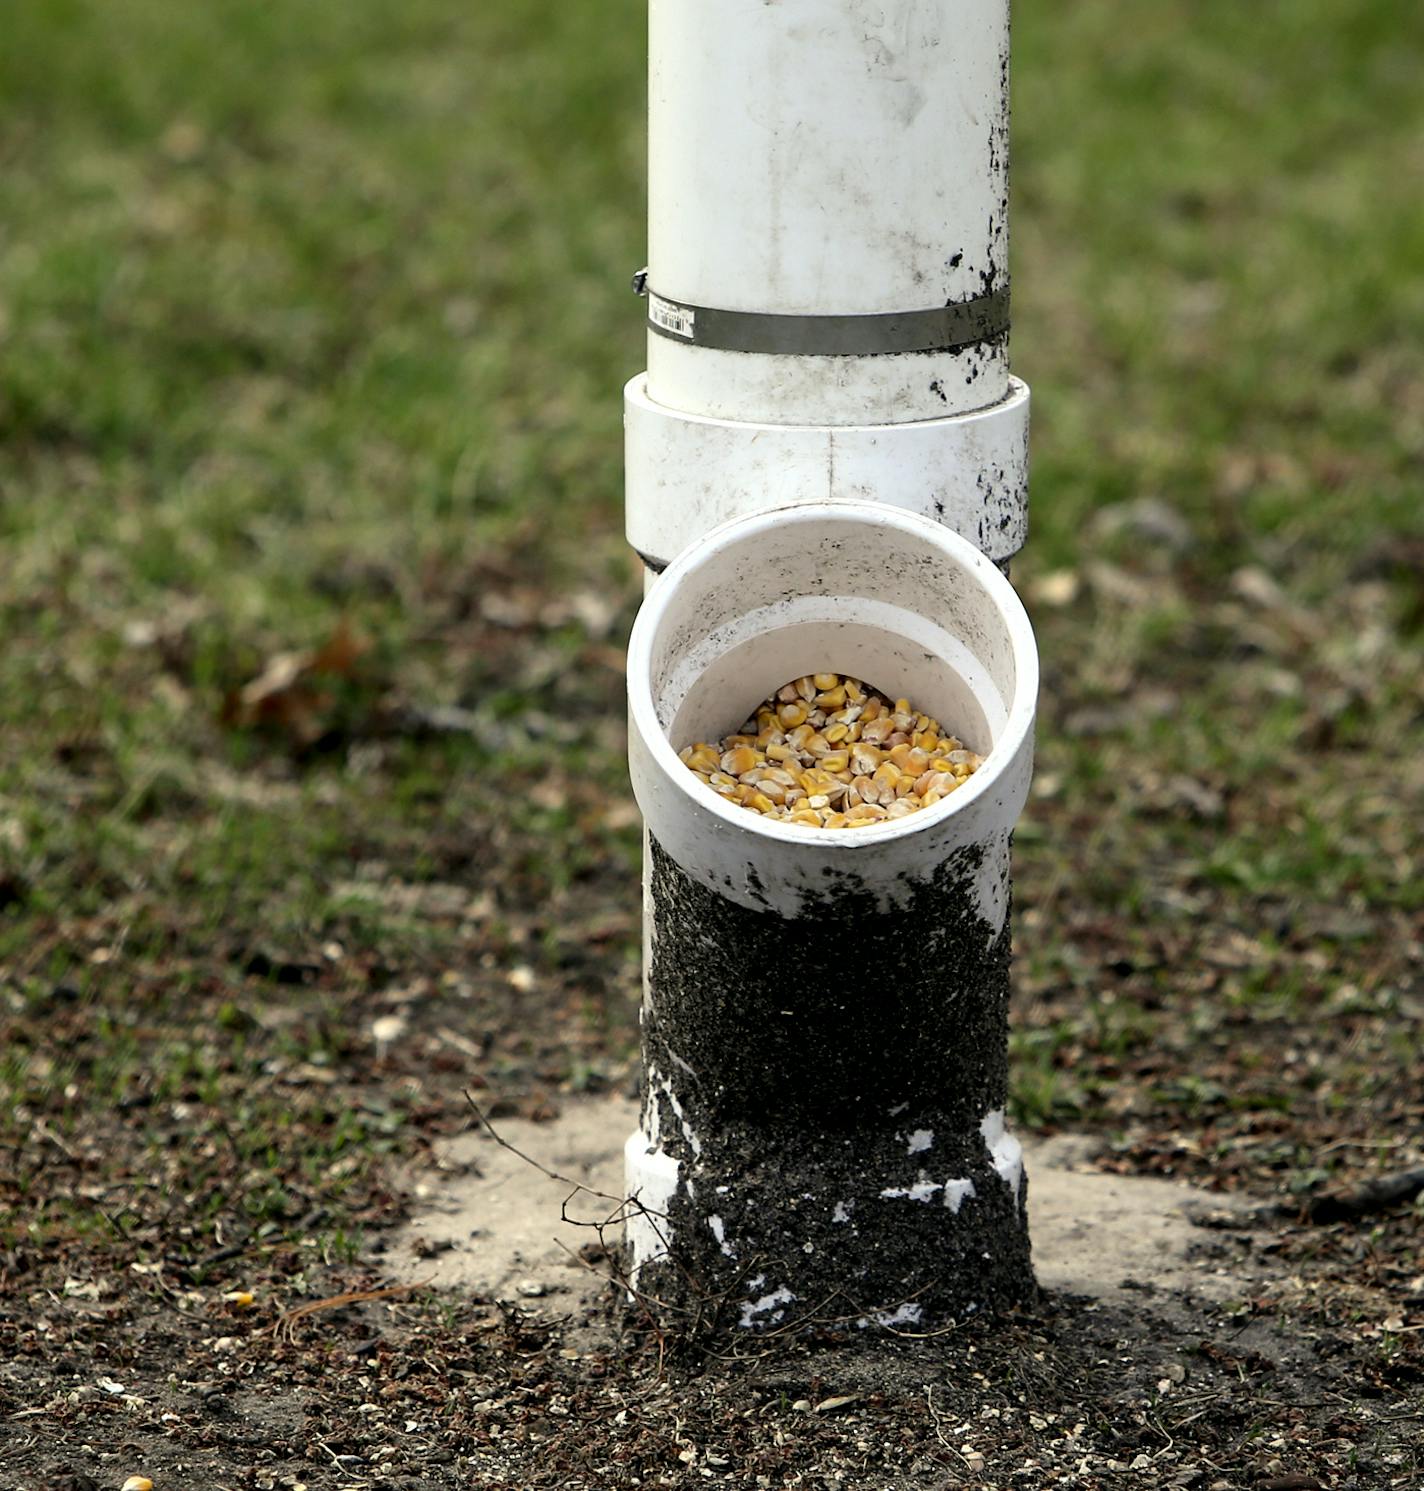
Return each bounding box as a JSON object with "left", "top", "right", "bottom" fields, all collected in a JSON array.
[{"left": 678, "top": 673, "right": 984, "bottom": 829}]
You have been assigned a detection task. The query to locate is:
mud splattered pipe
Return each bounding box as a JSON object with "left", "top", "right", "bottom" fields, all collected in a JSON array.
[{"left": 624, "top": 504, "right": 1038, "bottom": 1331}]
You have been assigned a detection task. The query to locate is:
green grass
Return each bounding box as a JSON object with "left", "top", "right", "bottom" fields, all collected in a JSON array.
[{"left": 1, "top": 0, "right": 1421, "bottom": 1234}]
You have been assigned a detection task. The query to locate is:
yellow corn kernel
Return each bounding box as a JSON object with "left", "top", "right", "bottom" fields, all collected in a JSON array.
[
  {"left": 721, "top": 745, "right": 759, "bottom": 776},
  {"left": 685, "top": 675, "right": 975, "bottom": 829}
]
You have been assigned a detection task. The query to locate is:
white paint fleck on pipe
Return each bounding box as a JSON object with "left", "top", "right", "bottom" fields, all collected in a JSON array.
[
  {"left": 880, "top": 1175, "right": 943, "bottom": 1203},
  {"left": 872, "top": 1302, "right": 924, "bottom": 1329},
  {"left": 739, "top": 1286, "right": 796, "bottom": 1328},
  {"left": 980, "top": 1108, "right": 1024, "bottom": 1205},
  {"left": 656, "top": 1072, "right": 703, "bottom": 1157},
  {"left": 907, "top": 1129, "right": 934, "bottom": 1154},
  {"left": 832, "top": 1200, "right": 853, "bottom": 1224},
  {"left": 943, "top": 1178, "right": 976, "bottom": 1213},
  {"left": 623, "top": 1132, "right": 680, "bottom": 1277},
  {"left": 707, "top": 1214, "right": 736, "bottom": 1258}
]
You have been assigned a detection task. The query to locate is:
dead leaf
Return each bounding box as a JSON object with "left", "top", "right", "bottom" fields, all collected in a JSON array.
[
  {"left": 813, "top": 1395, "right": 859, "bottom": 1414},
  {"left": 221, "top": 620, "right": 371, "bottom": 745}
]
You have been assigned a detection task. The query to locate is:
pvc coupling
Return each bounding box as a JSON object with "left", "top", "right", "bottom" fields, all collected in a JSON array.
[{"left": 625, "top": 375, "right": 1030, "bottom": 574}]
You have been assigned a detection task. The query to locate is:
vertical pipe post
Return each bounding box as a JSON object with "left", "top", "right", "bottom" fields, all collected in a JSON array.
[{"left": 622, "top": 0, "right": 1038, "bottom": 1333}]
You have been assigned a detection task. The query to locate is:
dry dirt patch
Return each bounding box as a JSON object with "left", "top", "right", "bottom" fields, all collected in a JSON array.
[{"left": 387, "top": 1096, "right": 1261, "bottom": 1312}]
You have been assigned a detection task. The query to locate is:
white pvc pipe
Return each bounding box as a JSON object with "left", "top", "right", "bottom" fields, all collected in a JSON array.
[
  {"left": 624, "top": 503, "right": 1038, "bottom": 1323},
  {"left": 628, "top": 0, "right": 1027, "bottom": 570},
  {"left": 647, "top": 0, "right": 1011, "bottom": 426},
  {"left": 628, "top": 503, "right": 1036, "bottom": 923}
]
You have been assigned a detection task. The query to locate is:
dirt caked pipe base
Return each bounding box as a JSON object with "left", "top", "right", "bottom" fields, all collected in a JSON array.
[{"left": 623, "top": 505, "right": 1038, "bottom": 1331}]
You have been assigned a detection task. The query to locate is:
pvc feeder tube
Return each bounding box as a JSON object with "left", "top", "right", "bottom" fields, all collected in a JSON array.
[
  {"left": 624, "top": 504, "right": 1038, "bottom": 1331},
  {"left": 628, "top": 0, "right": 1028, "bottom": 573},
  {"left": 645, "top": 0, "right": 1012, "bottom": 428}
]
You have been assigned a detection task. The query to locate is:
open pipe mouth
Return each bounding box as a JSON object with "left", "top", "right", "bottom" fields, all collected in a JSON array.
[{"left": 627, "top": 502, "right": 1039, "bottom": 858}]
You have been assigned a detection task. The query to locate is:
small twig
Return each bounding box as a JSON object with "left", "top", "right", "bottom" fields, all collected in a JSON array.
[
  {"left": 31, "top": 1119, "right": 79, "bottom": 1161},
  {"left": 1302, "top": 1166, "right": 1424, "bottom": 1224},
  {"left": 436, "top": 1026, "right": 487, "bottom": 1061},
  {"left": 925, "top": 1384, "right": 975, "bottom": 1478},
  {"left": 463, "top": 1091, "right": 624, "bottom": 1205},
  {"left": 271, "top": 1281, "right": 432, "bottom": 1343}
]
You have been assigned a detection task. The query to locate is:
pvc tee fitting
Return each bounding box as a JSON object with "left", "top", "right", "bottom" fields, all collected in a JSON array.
[{"left": 624, "top": 503, "right": 1039, "bottom": 1331}]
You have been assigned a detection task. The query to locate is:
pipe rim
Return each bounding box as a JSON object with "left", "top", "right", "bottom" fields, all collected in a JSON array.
[
  {"left": 627, "top": 502, "right": 1038, "bottom": 848},
  {"left": 624, "top": 371, "right": 1031, "bottom": 437}
]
